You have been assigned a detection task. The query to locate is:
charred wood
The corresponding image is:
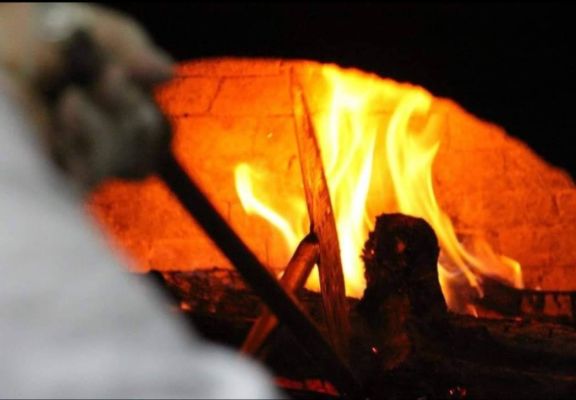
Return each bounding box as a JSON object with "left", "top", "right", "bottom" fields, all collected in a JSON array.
[
  {"left": 242, "top": 234, "right": 319, "bottom": 357},
  {"left": 476, "top": 275, "right": 576, "bottom": 326},
  {"left": 352, "top": 212, "right": 576, "bottom": 399},
  {"left": 292, "top": 74, "right": 350, "bottom": 359},
  {"left": 158, "top": 153, "right": 363, "bottom": 399},
  {"left": 159, "top": 265, "right": 576, "bottom": 399},
  {"left": 352, "top": 213, "right": 447, "bottom": 370}
]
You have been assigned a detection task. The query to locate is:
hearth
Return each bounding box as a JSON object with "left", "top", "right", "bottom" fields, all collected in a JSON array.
[{"left": 87, "top": 58, "right": 576, "bottom": 399}]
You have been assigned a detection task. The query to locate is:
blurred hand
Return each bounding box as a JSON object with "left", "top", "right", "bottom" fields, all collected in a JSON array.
[{"left": 0, "top": 3, "right": 174, "bottom": 190}]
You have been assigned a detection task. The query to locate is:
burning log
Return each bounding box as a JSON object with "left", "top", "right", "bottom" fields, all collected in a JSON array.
[
  {"left": 350, "top": 213, "right": 576, "bottom": 399},
  {"left": 159, "top": 266, "right": 576, "bottom": 398},
  {"left": 161, "top": 268, "right": 361, "bottom": 399},
  {"left": 350, "top": 213, "right": 448, "bottom": 386},
  {"left": 242, "top": 234, "right": 319, "bottom": 357},
  {"left": 477, "top": 275, "right": 576, "bottom": 326},
  {"left": 157, "top": 153, "right": 363, "bottom": 399},
  {"left": 291, "top": 72, "right": 350, "bottom": 359},
  {"left": 152, "top": 204, "right": 576, "bottom": 399},
  {"left": 358, "top": 213, "right": 446, "bottom": 327}
]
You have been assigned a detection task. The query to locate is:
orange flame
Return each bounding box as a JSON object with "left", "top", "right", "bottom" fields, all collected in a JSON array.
[{"left": 234, "top": 64, "right": 523, "bottom": 313}]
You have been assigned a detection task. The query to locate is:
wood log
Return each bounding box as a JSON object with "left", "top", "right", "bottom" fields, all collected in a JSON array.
[
  {"left": 291, "top": 71, "right": 350, "bottom": 359},
  {"left": 351, "top": 213, "right": 447, "bottom": 377},
  {"left": 367, "top": 313, "right": 576, "bottom": 399},
  {"left": 348, "top": 212, "right": 576, "bottom": 399},
  {"left": 242, "top": 234, "right": 319, "bottom": 357},
  {"left": 157, "top": 153, "right": 363, "bottom": 399},
  {"left": 476, "top": 275, "right": 576, "bottom": 326},
  {"left": 160, "top": 266, "right": 576, "bottom": 399}
]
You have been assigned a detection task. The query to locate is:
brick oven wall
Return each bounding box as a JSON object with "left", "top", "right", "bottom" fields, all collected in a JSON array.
[{"left": 89, "top": 58, "right": 576, "bottom": 290}]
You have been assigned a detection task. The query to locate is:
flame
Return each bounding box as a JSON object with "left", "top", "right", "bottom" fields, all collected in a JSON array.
[
  {"left": 235, "top": 163, "right": 302, "bottom": 252},
  {"left": 234, "top": 64, "right": 523, "bottom": 313}
]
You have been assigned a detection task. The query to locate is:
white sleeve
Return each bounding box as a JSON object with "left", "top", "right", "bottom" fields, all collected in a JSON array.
[{"left": 0, "top": 72, "right": 283, "bottom": 399}]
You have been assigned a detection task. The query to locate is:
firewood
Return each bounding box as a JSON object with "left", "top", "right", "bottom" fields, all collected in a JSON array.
[
  {"left": 242, "top": 234, "right": 319, "bottom": 357},
  {"left": 476, "top": 274, "right": 576, "bottom": 326},
  {"left": 358, "top": 213, "right": 446, "bottom": 323},
  {"left": 350, "top": 213, "right": 448, "bottom": 387},
  {"left": 348, "top": 212, "right": 576, "bottom": 399},
  {"left": 291, "top": 72, "right": 350, "bottom": 360},
  {"left": 161, "top": 266, "right": 576, "bottom": 399},
  {"left": 368, "top": 313, "right": 576, "bottom": 399},
  {"left": 157, "top": 152, "right": 363, "bottom": 399}
]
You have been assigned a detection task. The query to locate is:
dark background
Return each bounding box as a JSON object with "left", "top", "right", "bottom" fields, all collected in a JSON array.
[{"left": 107, "top": 3, "right": 575, "bottom": 178}]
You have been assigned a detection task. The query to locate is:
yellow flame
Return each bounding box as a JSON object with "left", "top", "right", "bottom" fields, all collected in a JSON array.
[
  {"left": 235, "top": 163, "right": 302, "bottom": 252},
  {"left": 311, "top": 68, "right": 382, "bottom": 296},
  {"left": 234, "top": 64, "right": 523, "bottom": 313}
]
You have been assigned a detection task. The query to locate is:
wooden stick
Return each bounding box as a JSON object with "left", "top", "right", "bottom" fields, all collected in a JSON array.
[
  {"left": 291, "top": 70, "right": 350, "bottom": 359},
  {"left": 476, "top": 275, "right": 576, "bottom": 325},
  {"left": 242, "top": 234, "right": 319, "bottom": 356},
  {"left": 157, "top": 152, "right": 364, "bottom": 400}
]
